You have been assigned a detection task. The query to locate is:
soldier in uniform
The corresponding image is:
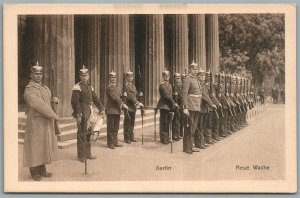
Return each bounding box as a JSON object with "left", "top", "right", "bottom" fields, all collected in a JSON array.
[
  {"left": 210, "top": 72, "right": 223, "bottom": 141},
  {"left": 156, "top": 69, "right": 178, "bottom": 144},
  {"left": 236, "top": 75, "right": 245, "bottom": 129},
  {"left": 225, "top": 74, "right": 237, "bottom": 133},
  {"left": 172, "top": 73, "right": 183, "bottom": 141},
  {"left": 71, "top": 65, "right": 105, "bottom": 162},
  {"left": 106, "top": 71, "right": 129, "bottom": 149},
  {"left": 241, "top": 77, "right": 249, "bottom": 126},
  {"left": 195, "top": 70, "right": 217, "bottom": 149},
  {"left": 23, "top": 62, "right": 60, "bottom": 181},
  {"left": 123, "top": 71, "right": 144, "bottom": 144},
  {"left": 230, "top": 74, "right": 242, "bottom": 131},
  {"left": 218, "top": 73, "right": 231, "bottom": 137},
  {"left": 181, "top": 61, "right": 202, "bottom": 154}
]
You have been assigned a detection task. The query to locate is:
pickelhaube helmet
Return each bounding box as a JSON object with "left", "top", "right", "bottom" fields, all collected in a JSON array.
[
  {"left": 189, "top": 60, "right": 198, "bottom": 69},
  {"left": 79, "top": 65, "right": 88, "bottom": 74},
  {"left": 162, "top": 67, "right": 170, "bottom": 76},
  {"left": 31, "top": 61, "right": 43, "bottom": 73},
  {"left": 109, "top": 70, "right": 117, "bottom": 77},
  {"left": 174, "top": 73, "right": 181, "bottom": 78},
  {"left": 197, "top": 67, "right": 205, "bottom": 76},
  {"left": 125, "top": 70, "right": 134, "bottom": 77}
]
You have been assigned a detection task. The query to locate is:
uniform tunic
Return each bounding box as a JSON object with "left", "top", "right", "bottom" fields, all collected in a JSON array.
[{"left": 23, "top": 80, "right": 58, "bottom": 167}]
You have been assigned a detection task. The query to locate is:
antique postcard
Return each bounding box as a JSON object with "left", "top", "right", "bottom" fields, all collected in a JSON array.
[{"left": 3, "top": 4, "right": 296, "bottom": 193}]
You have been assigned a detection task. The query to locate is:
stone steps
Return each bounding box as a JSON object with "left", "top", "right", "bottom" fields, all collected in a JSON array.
[
  {"left": 18, "top": 110, "right": 160, "bottom": 149},
  {"left": 18, "top": 105, "right": 267, "bottom": 149}
]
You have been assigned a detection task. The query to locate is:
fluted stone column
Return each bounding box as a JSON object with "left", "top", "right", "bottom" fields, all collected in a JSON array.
[
  {"left": 129, "top": 15, "right": 135, "bottom": 74},
  {"left": 169, "top": 14, "right": 189, "bottom": 75},
  {"left": 206, "top": 14, "right": 220, "bottom": 73},
  {"left": 101, "top": 15, "right": 130, "bottom": 90},
  {"left": 144, "top": 15, "right": 164, "bottom": 107},
  {"left": 189, "top": 14, "right": 206, "bottom": 69},
  {"left": 31, "top": 16, "right": 75, "bottom": 117},
  {"left": 78, "top": 16, "right": 102, "bottom": 97}
]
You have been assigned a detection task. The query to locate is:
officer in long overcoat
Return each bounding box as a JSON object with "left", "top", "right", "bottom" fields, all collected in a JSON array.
[{"left": 23, "top": 62, "right": 60, "bottom": 181}]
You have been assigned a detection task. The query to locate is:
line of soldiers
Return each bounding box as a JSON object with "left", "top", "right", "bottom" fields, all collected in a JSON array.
[
  {"left": 24, "top": 61, "right": 257, "bottom": 181},
  {"left": 71, "top": 66, "right": 144, "bottom": 162},
  {"left": 156, "top": 61, "right": 255, "bottom": 154}
]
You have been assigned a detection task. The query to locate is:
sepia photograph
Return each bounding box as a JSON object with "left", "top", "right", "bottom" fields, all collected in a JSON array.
[{"left": 4, "top": 4, "right": 296, "bottom": 193}]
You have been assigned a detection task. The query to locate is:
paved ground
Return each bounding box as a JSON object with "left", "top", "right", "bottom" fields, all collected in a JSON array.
[{"left": 18, "top": 104, "right": 285, "bottom": 181}]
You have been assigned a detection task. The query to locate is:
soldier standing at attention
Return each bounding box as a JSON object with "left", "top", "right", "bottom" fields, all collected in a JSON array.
[
  {"left": 218, "top": 73, "right": 231, "bottom": 137},
  {"left": 123, "top": 71, "right": 144, "bottom": 144},
  {"left": 71, "top": 65, "right": 105, "bottom": 162},
  {"left": 106, "top": 71, "right": 129, "bottom": 149},
  {"left": 156, "top": 69, "right": 178, "bottom": 144},
  {"left": 172, "top": 73, "right": 183, "bottom": 141},
  {"left": 210, "top": 73, "right": 223, "bottom": 141},
  {"left": 195, "top": 70, "right": 216, "bottom": 149},
  {"left": 23, "top": 62, "right": 61, "bottom": 181},
  {"left": 181, "top": 62, "right": 202, "bottom": 154}
]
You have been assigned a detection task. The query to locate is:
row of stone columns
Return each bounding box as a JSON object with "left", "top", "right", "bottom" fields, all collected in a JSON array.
[
  {"left": 30, "top": 15, "right": 75, "bottom": 117},
  {"left": 23, "top": 14, "right": 219, "bottom": 116}
]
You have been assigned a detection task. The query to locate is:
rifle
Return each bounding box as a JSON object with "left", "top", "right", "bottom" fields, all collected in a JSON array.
[
  {"left": 154, "top": 107, "right": 158, "bottom": 141},
  {"left": 50, "top": 65, "right": 61, "bottom": 135},
  {"left": 137, "top": 65, "right": 145, "bottom": 144},
  {"left": 169, "top": 112, "right": 174, "bottom": 153}
]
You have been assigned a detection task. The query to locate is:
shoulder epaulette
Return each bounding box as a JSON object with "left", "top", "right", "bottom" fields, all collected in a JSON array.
[{"left": 72, "top": 83, "right": 81, "bottom": 91}]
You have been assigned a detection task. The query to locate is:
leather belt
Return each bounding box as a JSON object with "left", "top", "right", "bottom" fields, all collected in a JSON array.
[{"left": 189, "top": 94, "right": 201, "bottom": 98}]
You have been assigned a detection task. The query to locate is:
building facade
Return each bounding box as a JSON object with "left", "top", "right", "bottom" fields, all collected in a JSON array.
[{"left": 18, "top": 14, "right": 220, "bottom": 118}]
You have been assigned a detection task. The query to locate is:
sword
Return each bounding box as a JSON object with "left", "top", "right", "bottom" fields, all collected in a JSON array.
[
  {"left": 141, "top": 108, "right": 145, "bottom": 145},
  {"left": 169, "top": 112, "right": 174, "bottom": 153},
  {"left": 154, "top": 108, "right": 158, "bottom": 141}
]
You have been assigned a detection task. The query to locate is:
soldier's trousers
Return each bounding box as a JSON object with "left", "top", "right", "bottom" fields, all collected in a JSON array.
[
  {"left": 204, "top": 111, "right": 213, "bottom": 143},
  {"left": 219, "top": 109, "right": 229, "bottom": 136},
  {"left": 194, "top": 113, "right": 206, "bottom": 147},
  {"left": 212, "top": 110, "right": 220, "bottom": 139},
  {"left": 107, "top": 114, "right": 121, "bottom": 146},
  {"left": 124, "top": 111, "right": 136, "bottom": 141},
  {"left": 180, "top": 111, "right": 185, "bottom": 137},
  {"left": 172, "top": 110, "right": 181, "bottom": 139},
  {"left": 77, "top": 118, "right": 92, "bottom": 159},
  {"left": 183, "top": 111, "right": 199, "bottom": 152},
  {"left": 160, "top": 109, "right": 171, "bottom": 143}
]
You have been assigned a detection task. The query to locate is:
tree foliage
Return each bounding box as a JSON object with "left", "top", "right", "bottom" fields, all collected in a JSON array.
[{"left": 219, "top": 14, "right": 285, "bottom": 85}]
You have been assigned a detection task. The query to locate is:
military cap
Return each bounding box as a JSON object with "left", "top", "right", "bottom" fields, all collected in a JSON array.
[
  {"left": 79, "top": 65, "right": 88, "bottom": 74},
  {"left": 109, "top": 70, "right": 117, "bottom": 77},
  {"left": 31, "top": 61, "right": 43, "bottom": 73}
]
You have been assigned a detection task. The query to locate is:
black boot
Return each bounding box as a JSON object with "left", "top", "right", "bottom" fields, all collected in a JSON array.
[
  {"left": 29, "top": 166, "right": 42, "bottom": 181},
  {"left": 39, "top": 164, "right": 53, "bottom": 177}
]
